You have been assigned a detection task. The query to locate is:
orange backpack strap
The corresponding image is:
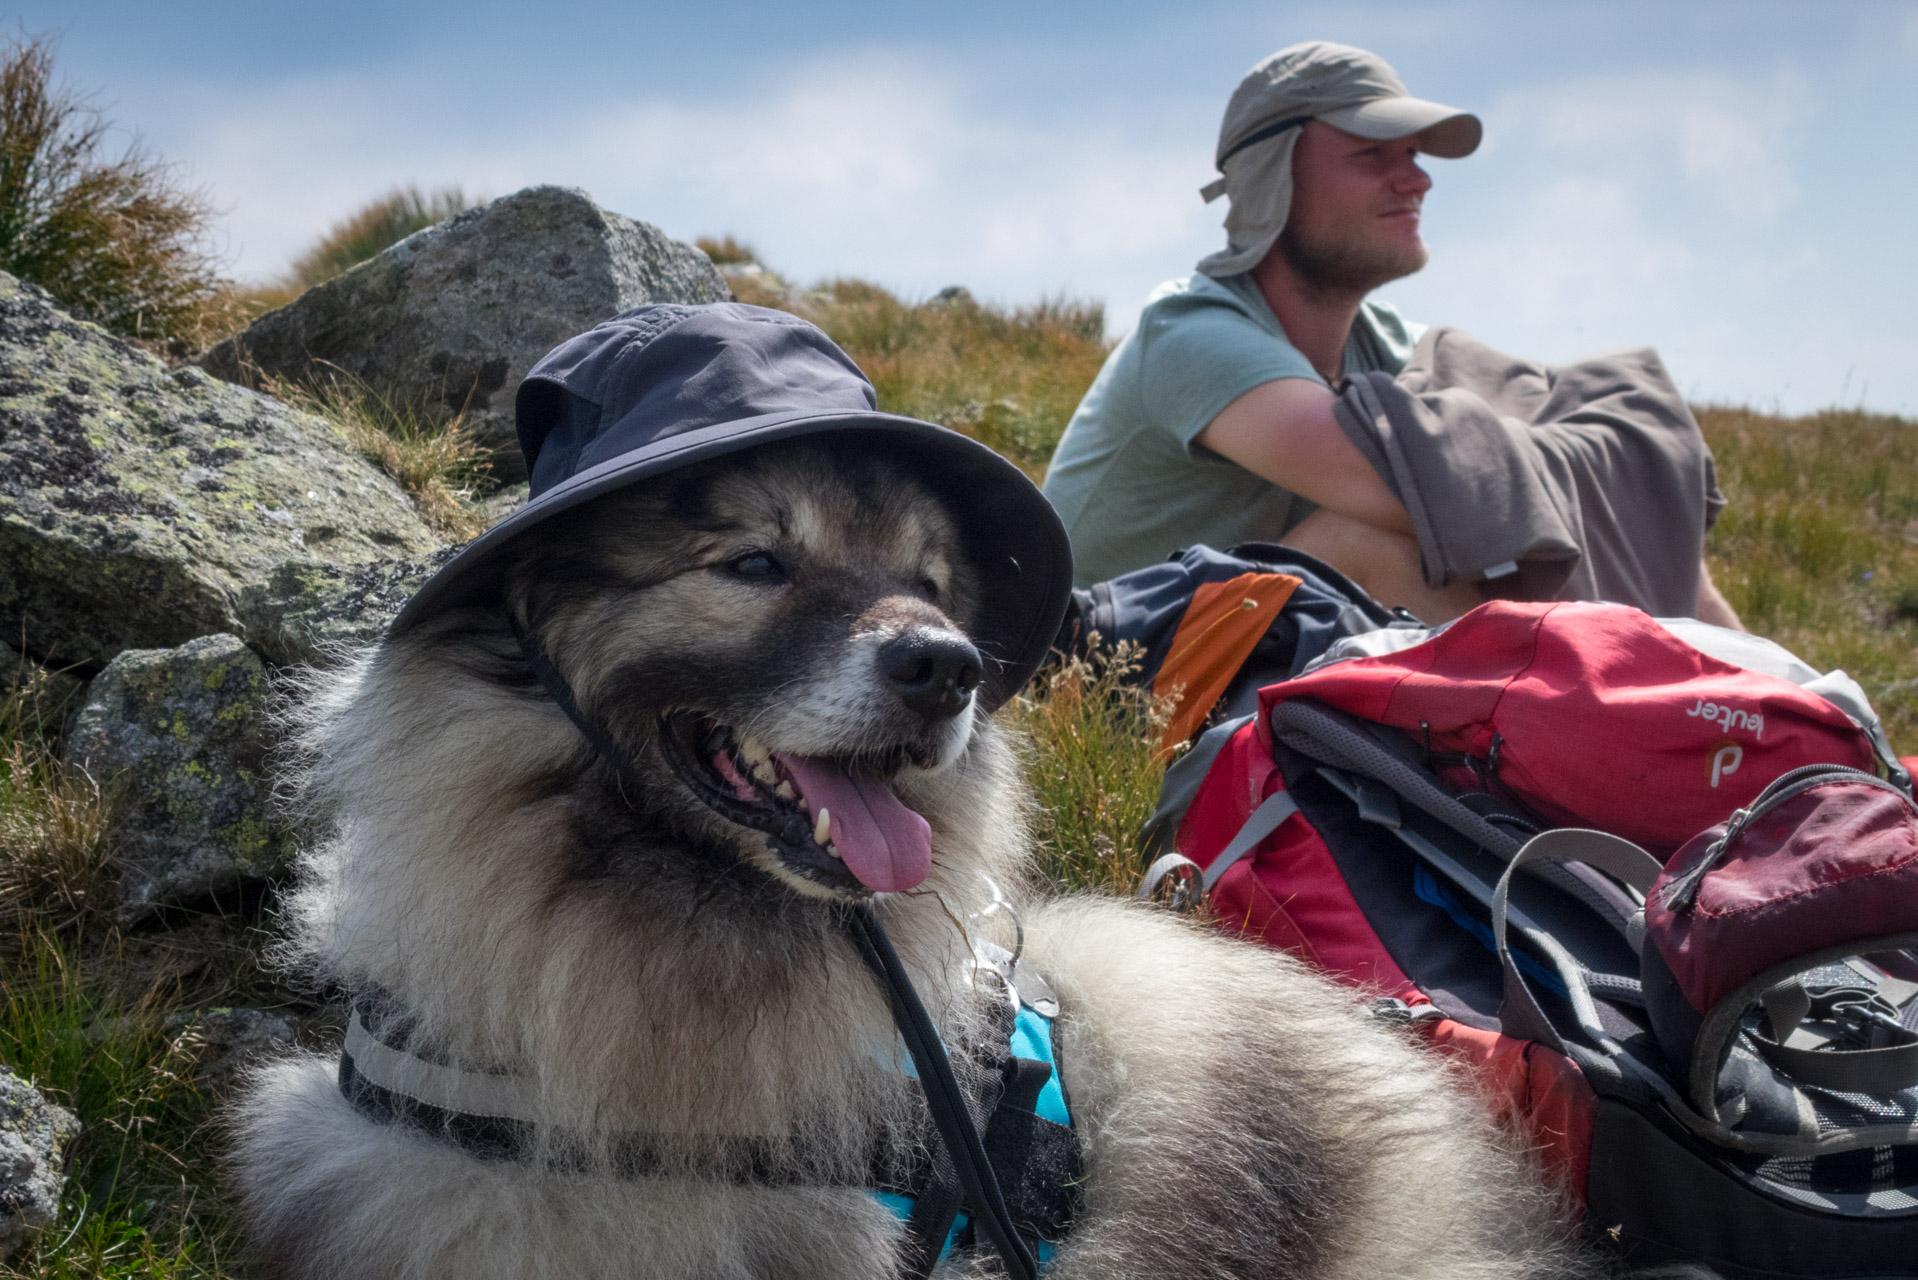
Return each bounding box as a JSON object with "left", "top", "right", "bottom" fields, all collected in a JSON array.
[{"left": 1152, "top": 572, "right": 1301, "bottom": 751}]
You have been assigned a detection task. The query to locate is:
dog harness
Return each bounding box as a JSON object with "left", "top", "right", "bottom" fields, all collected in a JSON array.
[{"left": 337, "top": 936, "right": 1081, "bottom": 1277}]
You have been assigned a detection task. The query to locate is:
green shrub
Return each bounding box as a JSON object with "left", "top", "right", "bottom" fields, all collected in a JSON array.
[{"left": 0, "top": 33, "right": 228, "bottom": 345}]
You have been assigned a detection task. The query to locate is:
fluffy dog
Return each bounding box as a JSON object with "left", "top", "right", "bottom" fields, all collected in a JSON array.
[{"left": 235, "top": 438, "right": 1589, "bottom": 1279}]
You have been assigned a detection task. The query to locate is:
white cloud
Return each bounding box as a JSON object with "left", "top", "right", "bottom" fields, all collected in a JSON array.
[
  {"left": 146, "top": 38, "right": 1914, "bottom": 415},
  {"left": 167, "top": 49, "right": 1218, "bottom": 322},
  {"left": 1500, "top": 69, "right": 1804, "bottom": 220}
]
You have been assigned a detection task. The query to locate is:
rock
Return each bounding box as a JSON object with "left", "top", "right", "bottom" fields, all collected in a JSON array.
[
  {"left": 234, "top": 549, "right": 456, "bottom": 668},
  {"left": 64, "top": 634, "right": 289, "bottom": 910},
  {"left": 0, "top": 273, "right": 441, "bottom": 671},
  {"left": 199, "top": 186, "right": 732, "bottom": 479},
  {"left": 0, "top": 1066, "right": 78, "bottom": 1261},
  {"left": 479, "top": 481, "right": 530, "bottom": 528},
  {"left": 168, "top": 1007, "right": 296, "bottom": 1090}
]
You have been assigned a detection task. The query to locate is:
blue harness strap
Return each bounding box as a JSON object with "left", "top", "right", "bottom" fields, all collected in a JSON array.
[{"left": 874, "top": 1000, "right": 1078, "bottom": 1272}]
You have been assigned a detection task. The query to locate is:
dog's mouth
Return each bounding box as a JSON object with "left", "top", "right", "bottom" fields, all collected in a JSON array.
[{"left": 658, "top": 712, "right": 933, "bottom": 895}]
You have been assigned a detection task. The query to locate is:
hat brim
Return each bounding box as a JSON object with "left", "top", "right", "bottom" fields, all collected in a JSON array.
[
  {"left": 1318, "top": 98, "right": 1482, "bottom": 158},
  {"left": 390, "top": 410, "right": 1073, "bottom": 713}
]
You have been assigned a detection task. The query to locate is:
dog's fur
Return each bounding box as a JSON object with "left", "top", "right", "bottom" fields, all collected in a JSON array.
[{"left": 235, "top": 439, "right": 1592, "bottom": 1279}]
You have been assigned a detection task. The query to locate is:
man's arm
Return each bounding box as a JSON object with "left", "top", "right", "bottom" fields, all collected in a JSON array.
[
  {"left": 1695, "top": 560, "right": 1742, "bottom": 630},
  {"left": 1195, "top": 378, "right": 1413, "bottom": 535}
]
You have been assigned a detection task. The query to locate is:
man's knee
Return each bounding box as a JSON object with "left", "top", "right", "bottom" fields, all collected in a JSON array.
[
  {"left": 1282, "top": 507, "right": 1420, "bottom": 580},
  {"left": 1283, "top": 507, "right": 1485, "bottom": 621}
]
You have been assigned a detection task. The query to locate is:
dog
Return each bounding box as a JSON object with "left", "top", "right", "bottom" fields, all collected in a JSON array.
[{"left": 234, "top": 437, "right": 1591, "bottom": 1279}]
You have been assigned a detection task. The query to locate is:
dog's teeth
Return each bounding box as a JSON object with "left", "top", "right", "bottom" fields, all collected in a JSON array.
[
  {"left": 826, "top": 842, "right": 841, "bottom": 859},
  {"left": 774, "top": 781, "right": 795, "bottom": 800},
  {"left": 751, "top": 760, "right": 777, "bottom": 785},
  {"left": 813, "top": 809, "right": 831, "bottom": 845},
  {"left": 740, "top": 738, "right": 770, "bottom": 767}
]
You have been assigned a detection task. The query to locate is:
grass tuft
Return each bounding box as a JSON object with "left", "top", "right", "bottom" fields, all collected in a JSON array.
[
  {"left": 0, "top": 935, "right": 239, "bottom": 1279},
  {"left": 0, "top": 667, "right": 118, "bottom": 945},
  {"left": 225, "top": 186, "right": 473, "bottom": 326},
  {"left": 1005, "top": 641, "right": 1178, "bottom": 894},
  {"left": 264, "top": 366, "right": 493, "bottom": 541},
  {"left": 0, "top": 33, "right": 231, "bottom": 347},
  {"left": 286, "top": 185, "right": 469, "bottom": 292},
  {"left": 694, "top": 234, "right": 756, "bottom": 265}
]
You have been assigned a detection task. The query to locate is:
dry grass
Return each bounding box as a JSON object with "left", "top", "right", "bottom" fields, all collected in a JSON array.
[
  {"left": 287, "top": 185, "right": 469, "bottom": 290},
  {"left": 265, "top": 367, "right": 493, "bottom": 541},
  {"left": 0, "top": 663, "right": 118, "bottom": 944},
  {"left": 726, "top": 270, "right": 1109, "bottom": 479},
  {"left": 694, "top": 234, "right": 756, "bottom": 265},
  {"left": 0, "top": 739, "right": 117, "bottom": 943},
  {"left": 0, "top": 34, "right": 231, "bottom": 347}
]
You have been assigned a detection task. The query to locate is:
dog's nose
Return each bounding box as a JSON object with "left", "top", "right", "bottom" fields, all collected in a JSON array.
[{"left": 880, "top": 632, "right": 984, "bottom": 721}]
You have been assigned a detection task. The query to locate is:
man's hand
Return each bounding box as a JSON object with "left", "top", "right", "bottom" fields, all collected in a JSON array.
[{"left": 1196, "top": 378, "right": 1413, "bottom": 535}]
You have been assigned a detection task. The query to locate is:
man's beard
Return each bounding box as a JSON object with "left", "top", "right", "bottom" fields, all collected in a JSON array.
[{"left": 1277, "top": 216, "right": 1428, "bottom": 298}]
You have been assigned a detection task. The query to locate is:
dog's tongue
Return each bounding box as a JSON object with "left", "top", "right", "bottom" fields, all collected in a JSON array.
[{"left": 772, "top": 753, "right": 931, "bottom": 892}]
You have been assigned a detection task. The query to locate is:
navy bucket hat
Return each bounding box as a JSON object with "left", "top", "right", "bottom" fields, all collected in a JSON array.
[{"left": 390, "top": 302, "right": 1074, "bottom": 712}]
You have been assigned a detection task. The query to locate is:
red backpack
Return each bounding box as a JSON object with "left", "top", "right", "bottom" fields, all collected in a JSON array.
[{"left": 1145, "top": 600, "right": 1918, "bottom": 1278}]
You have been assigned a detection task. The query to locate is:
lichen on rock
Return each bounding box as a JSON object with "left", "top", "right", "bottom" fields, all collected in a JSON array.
[
  {"left": 0, "top": 272, "right": 441, "bottom": 670},
  {"left": 64, "top": 633, "right": 290, "bottom": 911},
  {"left": 0, "top": 1066, "right": 79, "bottom": 1261},
  {"left": 236, "top": 549, "right": 458, "bottom": 668}
]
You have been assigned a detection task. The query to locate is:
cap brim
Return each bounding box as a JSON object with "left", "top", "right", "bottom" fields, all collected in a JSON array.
[
  {"left": 1319, "top": 98, "right": 1481, "bottom": 158},
  {"left": 390, "top": 409, "right": 1073, "bottom": 713}
]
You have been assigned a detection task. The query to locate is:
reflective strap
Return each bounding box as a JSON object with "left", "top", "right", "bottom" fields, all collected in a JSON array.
[{"left": 344, "top": 1008, "right": 536, "bottom": 1124}]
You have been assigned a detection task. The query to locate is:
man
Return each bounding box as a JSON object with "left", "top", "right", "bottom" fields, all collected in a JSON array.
[{"left": 1042, "top": 41, "right": 1738, "bottom": 626}]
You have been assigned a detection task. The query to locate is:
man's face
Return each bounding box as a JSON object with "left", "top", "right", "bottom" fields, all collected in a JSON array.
[{"left": 1277, "top": 120, "right": 1433, "bottom": 296}]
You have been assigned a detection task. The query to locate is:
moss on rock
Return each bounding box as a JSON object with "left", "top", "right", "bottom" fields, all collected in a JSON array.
[{"left": 64, "top": 633, "right": 290, "bottom": 911}]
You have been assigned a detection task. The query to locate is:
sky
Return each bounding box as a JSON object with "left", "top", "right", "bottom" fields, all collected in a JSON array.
[{"left": 19, "top": 0, "right": 1918, "bottom": 415}]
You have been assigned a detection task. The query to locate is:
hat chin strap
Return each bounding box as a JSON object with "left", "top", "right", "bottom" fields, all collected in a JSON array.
[{"left": 505, "top": 613, "right": 1039, "bottom": 1280}]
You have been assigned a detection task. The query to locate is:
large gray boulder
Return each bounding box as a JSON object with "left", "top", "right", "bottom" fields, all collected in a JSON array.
[
  {"left": 200, "top": 186, "right": 731, "bottom": 479},
  {"left": 0, "top": 273, "right": 441, "bottom": 670},
  {"left": 236, "top": 549, "right": 456, "bottom": 668},
  {"left": 65, "top": 634, "right": 289, "bottom": 911},
  {"left": 0, "top": 1066, "right": 78, "bottom": 1261}
]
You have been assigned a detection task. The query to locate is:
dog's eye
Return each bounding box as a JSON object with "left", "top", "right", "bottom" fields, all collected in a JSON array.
[
  {"left": 916, "top": 576, "right": 940, "bottom": 602},
  {"left": 725, "top": 551, "right": 787, "bottom": 583}
]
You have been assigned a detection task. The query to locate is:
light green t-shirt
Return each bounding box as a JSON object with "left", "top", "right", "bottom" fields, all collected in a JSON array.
[{"left": 1041, "top": 272, "right": 1422, "bottom": 586}]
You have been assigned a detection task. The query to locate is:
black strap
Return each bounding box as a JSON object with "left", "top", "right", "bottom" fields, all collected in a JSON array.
[
  {"left": 843, "top": 906, "right": 1038, "bottom": 1280},
  {"left": 1752, "top": 983, "right": 1918, "bottom": 1094},
  {"left": 509, "top": 615, "right": 640, "bottom": 779},
  {"left": 1217, "top": 113, "right": 1312, "bottom": 167}
]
